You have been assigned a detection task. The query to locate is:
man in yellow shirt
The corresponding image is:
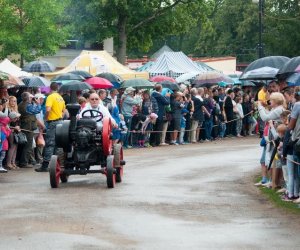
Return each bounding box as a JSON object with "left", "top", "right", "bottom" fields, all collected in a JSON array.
[
  {"left": 35, "top": 82, "right": 66, "bottom": 172},
  {"left": 257, "top": 85, "right": 268, "bottom": 106}
]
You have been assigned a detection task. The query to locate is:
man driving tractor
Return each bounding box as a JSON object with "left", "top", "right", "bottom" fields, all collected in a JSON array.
[{"left": 79, "top": 92, "right": 117, "bottom": 129}]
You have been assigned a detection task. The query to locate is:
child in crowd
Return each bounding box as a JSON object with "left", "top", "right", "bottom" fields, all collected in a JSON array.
[
  {"left": 255, "top": 123, "right": 269, "bottom": 186},
  {"left": 0, "top": 115, "right": 11, "bottom": 173},
  {"left": 119, "top": 114, "right": 128, "bottom": 145},
  {"left": 275, "top": 124, "right": 289, "bottom": 199},
  {"left": 131, "top": 112, "right": 147, "bottom": 147}
]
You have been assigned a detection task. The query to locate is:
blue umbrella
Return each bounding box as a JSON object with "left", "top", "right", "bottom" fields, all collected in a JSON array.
[
  {"left": 161, "top": 88, "right": 173, "bottom": 96},
  {"left": 287, "top": 73, "right": 300, "bottom": 86}
]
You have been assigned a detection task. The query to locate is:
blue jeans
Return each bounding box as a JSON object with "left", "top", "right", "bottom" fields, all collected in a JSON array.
[
  {"left": 43, "top": 120, "right": 63, "bottom": 163},
  {"left": 219, "top": 122, "right": 226, "bottom": 138},
  {"left": 287, "top": 154, "right": 300, "bottom": 198},
  {"left": 204, "top": 117, "right": 213, "bottom": 140}
]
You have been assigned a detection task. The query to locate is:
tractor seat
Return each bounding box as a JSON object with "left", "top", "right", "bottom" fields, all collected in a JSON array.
[{"left": 77, "top": 119, "right": 97, "bottom": 130}]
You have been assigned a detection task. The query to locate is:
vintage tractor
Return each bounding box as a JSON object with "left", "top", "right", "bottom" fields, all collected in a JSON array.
[{"left": 49, "top": 102, "right": 125, "bottom": 189}]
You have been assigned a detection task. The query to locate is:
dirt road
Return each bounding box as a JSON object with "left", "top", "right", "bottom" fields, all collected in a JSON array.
[{"left": 1, "top": 137, "right": 300, "bottom": 249}]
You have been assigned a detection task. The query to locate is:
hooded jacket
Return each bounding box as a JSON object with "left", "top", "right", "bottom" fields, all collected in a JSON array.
[{"left": 151, "top": 91, "right": 170, "bottom": 120}]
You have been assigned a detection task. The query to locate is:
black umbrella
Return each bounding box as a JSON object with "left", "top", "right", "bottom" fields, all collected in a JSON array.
[
  {"left": 240, "top": 56, "right": 289, "bottom": 79},
  {"left": 160, "top": 81, "right": 180, "bottom": 91},
  {"left": 96, "top": 72, "right": 123, "bottom": 84},
  {"left": 268, "top": 138, "right": 280, "bottom": 170},
  {"left": 276, "top": 56, "right": 300, "bottom": 80},
  {"left": 121, "top": 78, "right": 155, "bottom": 89},
  {"left": 59, "top": 80, "right": 92, "bottom": 92},
  {"left": 23, "top": 60, "right": 55, "bottom": 72},
  {"left": 69, "top": 70, "right": 93, "bottom": 79},
  {"left": 59, "top": 80, "right": 92, "bottom": 103},
  {"left": 51, "top": 73, "right": 85, "bottom": 82}
]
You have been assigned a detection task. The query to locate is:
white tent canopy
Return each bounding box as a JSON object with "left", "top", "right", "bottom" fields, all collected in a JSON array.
[
  {"left": 148, "top": 52, "right": 213, "bottom": 78},
  {"left": 0, "top": 59, "right": 32, "bottom": 77}
]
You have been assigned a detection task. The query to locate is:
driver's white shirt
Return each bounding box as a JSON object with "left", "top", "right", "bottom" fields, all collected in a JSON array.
[{"left": 79, "top": 102, "right": 116, "bottom": 127}]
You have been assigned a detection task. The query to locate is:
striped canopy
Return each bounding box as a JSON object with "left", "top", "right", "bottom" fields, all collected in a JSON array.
[{"left": 149, "top": 52, "right": 211, "bottom": 78}]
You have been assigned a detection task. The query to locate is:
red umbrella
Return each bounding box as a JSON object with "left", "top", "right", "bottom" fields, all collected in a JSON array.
[
  {"left": 150, "top": 75, "right": 176, "bottom": 83},
  {"left": 85, "top": 77, "right": 113, "bottom": 89}
]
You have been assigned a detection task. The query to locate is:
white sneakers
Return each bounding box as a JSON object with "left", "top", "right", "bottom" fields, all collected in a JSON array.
[{"left": 0, "top": 167, "right": 7, "bottom": 173}]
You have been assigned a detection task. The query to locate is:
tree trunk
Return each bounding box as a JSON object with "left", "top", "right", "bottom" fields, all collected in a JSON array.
[
  {"left": 117, "top": 15, "right": 127, "bottom": 65},
  {"left": 20, "top": 53, "right": 24, "bottom": 68},
  {"left": 178, "top": 34, "right": 184, "bottom": 51}
]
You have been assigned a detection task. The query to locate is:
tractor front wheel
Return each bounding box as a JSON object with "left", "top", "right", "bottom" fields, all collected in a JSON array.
[
  {"left": 49, "top": 155, "right": 61, "bottom": 188},
  {"left": 106, "top": 155, "right": 116, "bottom": 188}
]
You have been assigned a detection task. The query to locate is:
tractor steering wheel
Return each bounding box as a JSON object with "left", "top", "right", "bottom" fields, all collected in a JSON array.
[{"left": 81, "top": 109, "right": 104, "bottom": 123}]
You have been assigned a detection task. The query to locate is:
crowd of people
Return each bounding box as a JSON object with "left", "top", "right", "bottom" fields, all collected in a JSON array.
[{"left": 1, "top": 78, "right": 300, "bottom": 205}]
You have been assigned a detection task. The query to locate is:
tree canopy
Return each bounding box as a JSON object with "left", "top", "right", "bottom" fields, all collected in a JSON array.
[
  {"left": 68, "top": 0, "right": 202, "bottom": 64},
  {"left": 0, "top": 0, "right": 299, "bottom": 65},
  {"left": 0, "top": 0, "right": 69, "bottom": 67}
]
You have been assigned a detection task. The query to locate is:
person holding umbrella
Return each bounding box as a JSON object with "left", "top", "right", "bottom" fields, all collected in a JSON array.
[
  {"left": 35, "top": 82, "right": 66, "bottom": 172},
  {"left": 257, "top": 92, "right": 286, "bottom": 189},
  {"left": 150, "top": 84, "right": 170, "bottom": 147},
  {"left": 18, "top": 92, "right": 42, "bottom": 168}
]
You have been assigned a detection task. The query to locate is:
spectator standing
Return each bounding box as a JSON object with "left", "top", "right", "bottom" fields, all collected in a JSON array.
[
  {"left": 150, "top": 84, "right": 170, "bottom": 147},
  {"left": 18, "top": 92, "right": 41, "bottom": 168},
  {"left": 190, "top": 88, "right": 204, "bottom": 143},
  {"left": 183, "top": 93, "right": 193, "bottom": 143},
  {"left": 8, "top": 96, "right": 18, "bottom": 113},
  {"left": 170, "top": 92, "right": 184, "bottom": 145},
  {"left": 32, "top": 93, "right": 46, "bottom": 165},
  {"left": 6, "top": 112, "right": 21, "bottom": 170},
  {"left": 121, "top": 87, "right": 142, "bottom": 148},
  {"left": 203, "top": 92, "right": 215, "bottom": 141},
  {"left": 223, "top": 89, "right": 235, "bottom": 137},
  {"left": 36, "top": 83, "right": 65, "bottom": 172},
  {"left": 258, "top": 92, "right": 285, "bottom": 189},
  {"left": 235, "top": 96, "right": 244, "bottom": 137}
]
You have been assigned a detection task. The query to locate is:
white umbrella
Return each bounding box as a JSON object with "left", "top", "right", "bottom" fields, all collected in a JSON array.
[
  {"left": 240, "top": 66, "right": 279, "bottom": 80},
  {"left": 175, "top": 72, "right": 201, "bottom": 83}
]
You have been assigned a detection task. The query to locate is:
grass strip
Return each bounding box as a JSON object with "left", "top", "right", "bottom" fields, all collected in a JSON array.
[{"left": 255, "top": 177, "right": 300, "bottom": 214}]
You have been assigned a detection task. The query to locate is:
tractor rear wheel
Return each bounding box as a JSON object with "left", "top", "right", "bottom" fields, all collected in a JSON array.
[
  {"left": 102, "top": 117, "right": 112, "bottom": 156},
  {"left": 113, "top": 144, "right": 124, "bottom": 183}
]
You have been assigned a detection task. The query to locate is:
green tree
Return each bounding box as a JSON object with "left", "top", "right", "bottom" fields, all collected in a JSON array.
[
  {"left": 0, "top": 0, "right": 69, "bottom": 67},
  {"left": 264, "top": 0, "right": 300, "bottom": 57},
  {"left": 69, "top": 0, "right": 202, "bottom": 64}
]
